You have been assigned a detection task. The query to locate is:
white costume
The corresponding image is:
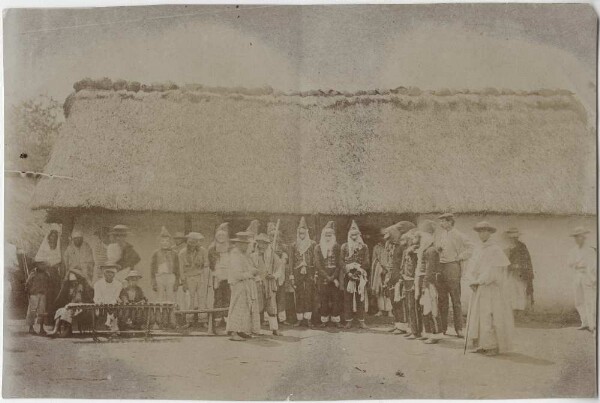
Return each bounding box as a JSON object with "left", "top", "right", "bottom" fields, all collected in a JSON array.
[
  {"left": 567, "top": 245, "right": 597, "bottom": 330},
  {"left": 466, "top": 240, "right": 514, "bottom": 353}
]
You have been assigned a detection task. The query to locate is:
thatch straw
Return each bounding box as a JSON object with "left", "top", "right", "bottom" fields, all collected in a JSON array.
[{"left": 33, "top": 81, "right": 594, "bottom": 215}]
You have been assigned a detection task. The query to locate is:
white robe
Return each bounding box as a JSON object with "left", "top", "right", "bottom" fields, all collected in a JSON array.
[
  {"left": 567, "top": 245, "right": 597, "bottom": 329},
  {"left": 466, "top": 240, "right": 514, "bottom": 353},
  {"left": 93, "top": 279, "right": 122, "bottom": 304}
]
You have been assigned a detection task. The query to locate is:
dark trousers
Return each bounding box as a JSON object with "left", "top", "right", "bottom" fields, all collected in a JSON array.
[
  {"left": 404, "top": 283, "right": 423, "bottom": 336},
  {"left": 392, "top": 300, "right": 407, "bottom": 323},
  {"left": 213, "top": 280, "right": 230, "bottom": 319},
  {"left": 319, "top": 282, "right": 341, "bottom": 319},
  {"left": 295, "top": 277, "right": 315, "bottom": 314},
  {"left": 438, "top": 262, "right": 462, "bottom": 332},
  {"left": 343, "top": 291, "right": 365, "bottom": 321}
]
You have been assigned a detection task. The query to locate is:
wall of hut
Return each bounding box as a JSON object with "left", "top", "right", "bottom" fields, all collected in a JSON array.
[{"left": 64, "top": 211, "right": 594, "bottom": 315}]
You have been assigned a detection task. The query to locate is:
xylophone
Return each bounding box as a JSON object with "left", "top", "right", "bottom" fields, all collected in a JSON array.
[{"left": 66, "top": 303, "right": 177, "bottom": 340}]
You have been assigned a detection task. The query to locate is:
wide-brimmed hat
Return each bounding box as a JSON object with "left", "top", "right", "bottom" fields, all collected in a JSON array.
[
  {"left": 570, "top": 227, "right": 590, "bottom": 237},
  {"left": 100, "top": 261, "right": 120, "bottom": 272},
  {"left": 473, "top": 221, "right": 496, "bottom": 233},
  {"left": 186, "top": 232, "right": 205, "bottom": 241},
  {"left": 126, "top": 269, "right": 142, "bottom": 279},
  {"left": 109, "top": 224, "right": 130, "bottom": 235},
  {"left": 504, "top": 227, "right": 521, "bottom": 237},
  {"left": 438, "top": 212, "right": 455, "bottom": 220},
  {"left": 230, "top": 231, "right": 254, "bottom": 243},
  {"left": 255, "top": 233, "right": 271, "bottom": 243},
  {"left": 173, "top": 231, "right": 186, "bottom": 240}
]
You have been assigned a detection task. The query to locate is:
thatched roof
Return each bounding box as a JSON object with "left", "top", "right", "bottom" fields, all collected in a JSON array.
[{"left": 32, "top": 79, "right": 595, "bottom": 215}]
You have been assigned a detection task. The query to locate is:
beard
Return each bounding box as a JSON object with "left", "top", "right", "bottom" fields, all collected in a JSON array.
[{"left": 320, "top": 236, "right": 336, "bottom": 258}]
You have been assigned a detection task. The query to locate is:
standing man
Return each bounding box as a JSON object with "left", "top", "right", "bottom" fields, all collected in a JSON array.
[
  {"left": 63, "top": 230, "right": 95, "bottom": 284},
  {"left": 109, "top": 225, "right": 141, "bottom": 285},
  {"left": 340, "top": 221, "right": 370, "bottom": 329},
  {"left": 34, "top": 224, "right": 63, "bottom": 325},
  {"left": 252, "top": 233, "right": 283, "bottom": 336},
  {"left": 402, "top": 230, "right": 423, "bottom": 340},
  {"left": 371, "top": 228, "right": 392, "bottom": 317},
  {"left": 208, "top": 223, "right": 232, "bottom": 330},
  {"left": 503, "top": 228, "right": 534, "bottom": 316},
  {"left": 179, "top": 232, "right": 208, "bottom": 328},
  {"left": 226, "top": 232, "right": 260, "bottom": 341},
  {"left": 289, "top": 217, "right": 317, "bottom": 327},
  {"left": 466, "top": 221, "right": 513, "bottom": 356},
  {"left": 567, "top": 227, "right": 597, "bottom": 333},
  {"left": 435, "top": 213, "right": 473, "bottom": 338},
  {"left": 418, "top": 221, "right": 443, "bottom": 344},
  {"left": 150, "top": 227, "right": 180, "bottom": 303},
  {"left": 315, "top": 221, "right": 342, "bottom": 328},
  {"left": 267, "top": 221, "right": 292, "bottom": 325},
  {"left": 172, "top": 232, "right": 188, "bottom": 254},
  {"left": 385, "top": 221, "right": 416, "bottom": 335}
]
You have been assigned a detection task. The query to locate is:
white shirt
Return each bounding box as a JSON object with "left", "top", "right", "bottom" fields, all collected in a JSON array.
[
  {"left": 567, "top": 245, "right": 597, "bottom": 283},
  {"left": 93, "top": 278, "right": 123, "bottom": 304}
]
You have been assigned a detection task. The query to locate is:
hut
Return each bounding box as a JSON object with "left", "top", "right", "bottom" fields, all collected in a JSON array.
[{"left": 31, "top": 79, "right": 596, "bottom": 314}]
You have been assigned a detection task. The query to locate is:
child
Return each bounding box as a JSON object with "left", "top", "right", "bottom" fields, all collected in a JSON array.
[
  {"left": 119, "top": 270, "right": 147, "bottom": 303},
  {"left": 119, "top": 270, "right": 147, "bottom": 330},
  {"left": 25, "top": 264, "right": 50, "bottom": 335}
]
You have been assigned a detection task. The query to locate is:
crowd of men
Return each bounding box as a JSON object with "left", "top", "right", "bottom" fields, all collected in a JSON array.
[{"left": 12, "top": 213, "right": 597, "bottom": 355}]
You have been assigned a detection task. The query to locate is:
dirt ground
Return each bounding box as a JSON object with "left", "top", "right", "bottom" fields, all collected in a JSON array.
[{"left": 2, "top": 317, "right": 597, "bottom": 400}]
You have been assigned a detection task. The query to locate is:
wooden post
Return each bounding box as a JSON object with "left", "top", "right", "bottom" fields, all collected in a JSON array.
[
  {"left": 60, "top": 211, "right": 75, "bottom": 254},
  {"left": 184, "top": 214, "right": 192, "bottom": 234}
]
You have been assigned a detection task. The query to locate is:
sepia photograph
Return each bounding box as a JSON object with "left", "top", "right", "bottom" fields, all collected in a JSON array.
[{"left": 2, "top": 2, "right": 598, "bottom": 400}]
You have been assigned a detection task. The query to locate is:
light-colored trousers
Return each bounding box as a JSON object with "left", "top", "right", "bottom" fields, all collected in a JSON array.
[
  {"left": 574, "top": 271, "right": 596, "bottom": 330},
  {"left": 26, "top": 294, "right": 46, "bottom": 326},
  {"left": 156, "top": 273, "right": 176, "bottom": 303}
]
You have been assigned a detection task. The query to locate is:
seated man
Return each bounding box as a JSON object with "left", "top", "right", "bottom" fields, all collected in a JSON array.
[
  {"left": 119, "top": 270, "right": 147, "bottom": 330},
  {"left": 47, "top": 268, "right": 94, "bottom": 338},
  {"left": 93, "top": 262, "right": 123, "bottom": 332}
]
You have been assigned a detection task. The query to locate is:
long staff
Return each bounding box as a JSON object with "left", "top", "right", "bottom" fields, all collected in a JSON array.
[{"left": 463, "top": 288, "right": 476, "bottom": 355}]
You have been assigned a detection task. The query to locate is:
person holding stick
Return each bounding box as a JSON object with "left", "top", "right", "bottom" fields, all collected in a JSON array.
[{"left": 465, "top": 221, "right": 513, "bottom": 356}]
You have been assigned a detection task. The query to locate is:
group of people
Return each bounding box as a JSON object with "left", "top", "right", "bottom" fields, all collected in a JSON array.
[{"left": 17, "top": 213, "right": 597, "bottom": 354}]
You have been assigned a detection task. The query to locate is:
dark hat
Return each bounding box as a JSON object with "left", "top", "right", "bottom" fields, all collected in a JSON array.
[
  {"left": 231, "top": 231, "right": 254, "bottom": 243},
  {"left": 438, "top": 213, "right": 455, "bottom": 220},
  {"left": 473, "top": 221, "right": 496, "bottom": 233},
  {"left": 186, "top": 232, "right": 205, "bottom": 241},
  {"left": 100, "top": 261, "right": 121, "bottom": 272},
  {"left": 504, "top": 227, "right": 521, "bottom": 237},
  {"left": 255, "top": 233, "right": 271, "bottom": 243},
  {"left": 109, "top": 224, "right": 130, "bottom": 235},
  {"left": 570, "top": 227, "right": 590, "bottom": 237}
]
